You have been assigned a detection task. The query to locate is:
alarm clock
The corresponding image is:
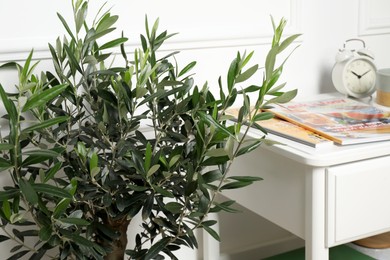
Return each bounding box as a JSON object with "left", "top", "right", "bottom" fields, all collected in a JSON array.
[{"left": 331, "top": 38, "right": 377, "bottom": 98}]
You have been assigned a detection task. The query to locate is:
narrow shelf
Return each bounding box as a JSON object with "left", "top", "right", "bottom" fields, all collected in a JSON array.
[{"left": 263, "top": 245, "right": 375, "bottom": 260}]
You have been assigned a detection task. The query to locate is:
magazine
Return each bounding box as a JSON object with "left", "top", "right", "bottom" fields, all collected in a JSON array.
[
  {"left": 266, "top": 95, "right": 390, "bottom": 145},
  {"left": 225, "top": 108, "right": 333, "bottom": 148},
  {"left": 254, "top": 117, "right": 333, "bottom": 147}
]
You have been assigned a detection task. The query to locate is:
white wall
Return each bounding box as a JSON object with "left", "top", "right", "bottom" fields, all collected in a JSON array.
[{"left": 1, "top": 0, "right": 390, "bottom": 259}]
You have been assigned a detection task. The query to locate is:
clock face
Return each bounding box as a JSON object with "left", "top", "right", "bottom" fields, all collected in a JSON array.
[{"left": 343, "top": 59, "right": 376, "bottom": 95}]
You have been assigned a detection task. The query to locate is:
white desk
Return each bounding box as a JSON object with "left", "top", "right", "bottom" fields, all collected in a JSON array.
[{"left": 222, "top": 109, "right": 390, "bottom": 259}]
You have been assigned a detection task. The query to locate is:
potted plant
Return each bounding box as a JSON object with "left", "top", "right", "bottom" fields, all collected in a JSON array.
[{"left": 0, "top": 0, "right": 299, "bottom": 259}]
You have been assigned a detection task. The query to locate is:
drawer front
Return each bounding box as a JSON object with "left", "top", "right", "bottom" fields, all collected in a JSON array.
[{"left": 327, "top": 156, "right": 390, "bottom": 246}]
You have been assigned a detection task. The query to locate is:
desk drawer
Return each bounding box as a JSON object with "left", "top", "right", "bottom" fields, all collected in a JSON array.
[{"left": 327, "top": 156, "right": 390, "bottom": 246}]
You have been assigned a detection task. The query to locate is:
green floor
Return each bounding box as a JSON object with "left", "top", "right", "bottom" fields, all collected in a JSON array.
[{"left": 263, "top": 245, "right": 376, "bottom": 260}]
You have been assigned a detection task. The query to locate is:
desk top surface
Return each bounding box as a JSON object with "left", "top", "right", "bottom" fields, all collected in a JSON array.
[
  {"left": 250, "top": 129, "right": 390, "bottom": 167},
  {"left": 247, "top": 92, "right": 390, "bottom": 167}
]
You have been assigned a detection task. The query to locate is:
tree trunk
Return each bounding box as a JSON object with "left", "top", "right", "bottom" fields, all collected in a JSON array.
[{"left": 103, "top": 216, "right": 131, "bottom": 260}]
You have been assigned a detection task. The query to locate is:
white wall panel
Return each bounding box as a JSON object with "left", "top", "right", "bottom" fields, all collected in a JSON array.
[
  {"left": 359, "top": 0, "right": 390, "bottom": 36},
  {"left": 0, "top": 0, "right": 301, "bottom": 61}
]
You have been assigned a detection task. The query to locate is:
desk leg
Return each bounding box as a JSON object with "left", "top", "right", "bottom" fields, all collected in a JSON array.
[
  {"left": 202, "top": 213, "right": 220, "bottom": 260},
  {"left": 305, "top": 167, "right": 329, "bottom": 260}
]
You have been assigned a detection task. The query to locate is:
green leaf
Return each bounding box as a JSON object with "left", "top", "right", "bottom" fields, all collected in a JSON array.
[
  {"left": 136, "top": 87, "right": 148, "bottom": 99},
  {"left": 76, "top": 142, "right": 87, "bottom": 160},
  {"left": 240, "top": 50, "right": 254, "bottom": 68},
  {"left": 0, "top": 143, "right": 14, "bottom": 151},
  {"left": 12, "top": 195, "right": 20, "bottom": 214},
  {"left": 0, "top": 235, "right": 10, "bottom": 242},
  {"left": 268, "top": 82, "right": 287, "bottom": 94},
  {"left": 265, "top": 46, "right": 278, "bottom": 82},
  {"left": 164, "top": 202, "right": 182, "bottom": 214},
  {"left": 253, "top": 112, "right": 274, "bottom": 122},
  {"left": 57, "top": 13, "right": 76, "bottom": 42},
  {"left": 237, "top": 140, "right": 262, "bottom": 156},
  {"left": 278, "top": 34, "right": 301, "bottom": 54},
  {"left": 10, "top": 245, "right": 23, "bottom": 253},
  {"left": 201, "top": 220, "right": 217, "bottom": 227},
  {"left": 210, "top": 200, "right": 240, "bottom": 213},
  {"left": 144, "top": 238, "right": 171, "bottom": 260},
  {"left": 7, "top": 250, "right": 29, "bottom": 260},
  {"left": 0, "top": 157, "right": 12, "bottom": 170},
  {"left": 142, "top": 194, "right": 153, "bottom": 220},
  {"left": 2, "top": 200, "right": 11, "bottom": 220},
  {"left": 197, "top": 112, "right": 236, "bottom": 140},
  {"left": 202, "top": 225, "right": 220, "bottom": 241},
  {"left": 252, "top": 122, "right": 268, "bottom": 135},
  {"left": 58, "top": 217, "right": 90, "bottom": 226},
  {"left": 263, "top": 89, "right": 298, "bottom": 106},
  {"left": 63, "top": 45, "right": 82, "bottom": 74},
  {"left": 146, "top": 164, "right": 160, "bottom": 177},
  {"left": 178, "top": 61, "right": 196, "bottom": 77},
  {"left": 83, "top": 55, "right": 98, "bottom": 65},
  {"left": 44, "top": 162, "right": 62, "bottom": 183},
  {"left": 225, "top": 136, "right": 235, "bottom": 160},
  {"left": 99, "top": 37, "right": 128, "bottom": 50},
  {"left": 19, "top": 178, "right": 38, "bottom": 205},
  {"left": 202, "top": 170, "right": 223, "bottom": 183},
  {"left": 75, "top": 2, "right": 87, "bottom": 33},
  {"left": 32, "top": 183, "right": 72, "bottom": 199},
  {"left": 39, "top": 225, "right": 52, "bottom": 241},
  {"left": 0, "top": 61, "right": 19, "bottom": 70},
  {"left": 0, "top": 190, "right": 20, "bottom": 201},
  {"left": 168, "top": 154, "right": 180, "bottom": 168},
  {"left": 237, "top": 84, "right": 261, "bottom": 94},
  {"left": 23, "top": 149, "right": 60, "bottom": 157},
  {"left": 205, "top": 148, "right": 227, "bottom": 157},
  {"left": 22, "top": 116, "right": 69, "bottom": 134},
  {"left": 152, "top": 185, "right": 174, "bottom": 198},
  {"left": 155, "top": 32, "right": 178, "bottom": 50},
  {"left": 0, "top": 84, "right": 18, "bottom": 123},
  {"left": 272, "top": 16, "right": 287, "bottom": 47},
  {"left": 228, "top": 176, "right": 263, "bottom": 182},
  {"left": 120, "top": 35, "right": 128, "bottom": 60},
  {"left": 20, "top": 49, "right": 34, "bottom": 86},
  {"left": 235, "top": 64, "right": 258, "bottom": 83},
  {"left": 144, "top": 142, "right": 152, "bottom": 173},
  {"left": 89, "top": 152, "right": 98, "bottom": 173},
  {"left": 150, "top": 18, "right": 159, "bottom": 42},
  {"left": 53, "top": 198, "right": 71, "bottom": 218},
  {"left": 85, "top": 28, "right": 116, "bottom": 45},
  {"left": 201, "top": 156, "right": 230, "bottom": 166},
  {"left": 227, "top": 58, "right": 239, "bottom": 91},
  {"left": 21, "top": 148, "right": 61, "bottom": 166},
  {"left": 96, "top": 14, "right": 118, "bottom": 34},
  {"left": 61, "top": 229, "right": 95, "bottom": 247},
  {"left": 137, "top": 84, "right": 188, "bottom": 107},
  {"left": 267, "top": 66, "right": 283, "bottom": 90},
  {"left": 221, "top": 181, "right": 252, "bottom": 190},
  {"left": 10, "top": 212, "right": 25, "bottom": 223},
  {"left": 22, "top": 155, "right": 51, "bottom": 167},
  {"left": 22, "top": 84, "right": 68, "bottom": 112}
]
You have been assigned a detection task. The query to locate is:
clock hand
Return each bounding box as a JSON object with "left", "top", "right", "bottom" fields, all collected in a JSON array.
[
  {"left": 360, "top": 70, "right": 371, "bottom": 77},
  {"left": 351, "top": 71, "right": 361, "bottom": 78}
]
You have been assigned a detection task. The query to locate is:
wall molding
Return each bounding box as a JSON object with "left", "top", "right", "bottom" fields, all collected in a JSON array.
[
  {"left": 359, "top": 0, "right": 390, "bottom": 36},
  {"left": 0, "top": 0, "right": 302, "bottom": 63}
]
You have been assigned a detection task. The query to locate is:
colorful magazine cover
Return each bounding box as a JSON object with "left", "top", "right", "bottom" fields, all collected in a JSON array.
[
  {"left": 225, "top": 108, "right": 333, "bottom": 148},
  {"left": 255, "top": 117, "right": 333, "bottom": 147},
  {"left": 267, "top": 96, "right": 390, "bottom": 145}
]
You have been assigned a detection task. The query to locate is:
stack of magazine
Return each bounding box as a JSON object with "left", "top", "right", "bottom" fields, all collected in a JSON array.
[{"left": 227, "top": 94, "right": 390, "bottom": 148}]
